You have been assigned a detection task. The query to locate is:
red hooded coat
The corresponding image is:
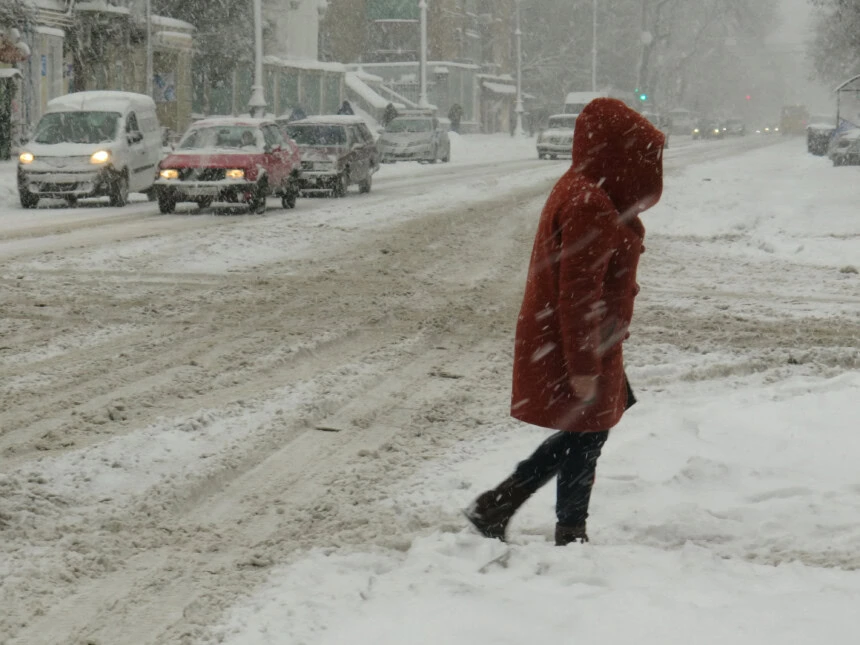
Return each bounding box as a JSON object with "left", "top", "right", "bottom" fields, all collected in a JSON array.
[{"left": 511, "top": 98, "right": 665, "bottom": 432}]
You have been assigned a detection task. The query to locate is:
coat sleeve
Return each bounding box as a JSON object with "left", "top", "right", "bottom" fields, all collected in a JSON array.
[{"left": 555, "top": 196, "right": 616, "bottom": 379}]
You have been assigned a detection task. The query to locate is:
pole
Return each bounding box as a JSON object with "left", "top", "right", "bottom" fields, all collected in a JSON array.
[
  {"left": 249, "top": 0, "right": 267, "bottom": 117},
  {"left": 418, "top": 0, "right": 429, "bottom": 108},
  {"left": 514, "top": 0, "right": 525, "bottom": 137},
  {"left": 591, "top": 0, "right": 598, "bottom": 92},
  {"left": 145, "top": 0, "right": 153, "bottom": 96}
]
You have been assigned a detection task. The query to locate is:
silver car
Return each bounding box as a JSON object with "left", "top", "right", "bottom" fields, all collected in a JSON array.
[
  {"left": 829, "top": 128, "right": 860, "bottom": 166},
  {"left": 537, "top": 114, "right": 577, "bottom": 159},
  {"left": 378, "top": 116, "right": 451, "bottom": 163}
]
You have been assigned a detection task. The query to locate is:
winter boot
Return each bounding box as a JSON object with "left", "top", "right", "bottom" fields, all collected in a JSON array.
[
  {"left": 555, "top": 522, "right": 589, "bottom": 546},
  {"left": 464, "top": 476, "right": 534, "bottom": 542}
]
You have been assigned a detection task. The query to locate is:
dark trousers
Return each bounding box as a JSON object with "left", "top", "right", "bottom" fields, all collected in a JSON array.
[{"left": 513, "top": 430, "right": 609, "bottom": 526}]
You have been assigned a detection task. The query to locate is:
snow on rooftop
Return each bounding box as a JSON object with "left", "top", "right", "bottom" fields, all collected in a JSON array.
[{"left": 263, "top": 57, "right": 347, "bottom": 73}]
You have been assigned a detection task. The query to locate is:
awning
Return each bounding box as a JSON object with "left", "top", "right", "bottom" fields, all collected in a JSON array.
[{"left": 482, "top": 81, "right": 516, "bottom": 96}]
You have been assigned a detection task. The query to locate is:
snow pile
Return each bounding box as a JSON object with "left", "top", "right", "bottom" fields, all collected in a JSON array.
[{"left": 211, "top": 373, "right": 860, "bottom": 645}]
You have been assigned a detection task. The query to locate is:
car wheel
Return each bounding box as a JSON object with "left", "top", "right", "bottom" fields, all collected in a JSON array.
[
  {"left": 195, "top": 197, "right": 213, "bottom": 210},
  {"left": 157, "top": 190, "right": 176, "bottom": 214},
  {"left": 549, "top": 154, "right": 558, "bottom": 160},
  {"left": 358, "top": 174, "right": 372, "bottom": 194},
  {"left": 249, "top": 179, "right": 268, "bottom": 213},
  {"left": 441, "top": 147, "right": 450, "bottom": 163},
  {"left": 19, "top": 188, "right": 39, "bottom": 209},
  {"left": 108, "top": 171, "right": 129, "bottom": 207},
  {"left": 281, "top": 188, "right": 298, "bottom": 209},
  {"left": 429, "top": 146, "right": 438, "bottom": 163},
  {"left": 332, "top": 172, "right": 348, "bottom": 198}
]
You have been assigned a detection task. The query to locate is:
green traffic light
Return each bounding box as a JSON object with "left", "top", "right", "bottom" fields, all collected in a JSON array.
[{"left": 639, "top": 94, "right": 648, "bottom": 101}]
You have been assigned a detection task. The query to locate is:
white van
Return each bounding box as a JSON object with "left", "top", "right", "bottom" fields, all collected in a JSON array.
[{"left": 17, "top": 91, "right": 162, "bottom": 208}]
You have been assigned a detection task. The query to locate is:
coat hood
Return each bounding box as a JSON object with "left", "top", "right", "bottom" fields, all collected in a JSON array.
[{"left": 572, "top": 98, "right": 665, "bottom": 219}]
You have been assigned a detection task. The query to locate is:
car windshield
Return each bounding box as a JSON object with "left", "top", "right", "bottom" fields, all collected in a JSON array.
[
  {"left": 548, "top": 116, "right": 577, "bottom": 129},
  {"left": 564, "top": 102, "right": 588, "bottom": 114},
  {"left": 33, "top": 111, "right": 120, "bottom": 144},
  {"left": 285, "top": 124, "right": 347, "bottom": 146},
  {"left": 178, "top": 126, "right": 262, "bottom": 151},
  {"left": 386, "top": 119, "right": 433, "bottom": 133}
]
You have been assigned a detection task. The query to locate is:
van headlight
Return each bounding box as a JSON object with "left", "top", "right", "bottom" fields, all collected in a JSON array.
[
  {"left": 90, "top": 150, "right": 111, "bottom": 164},
  {"left": 160, "top": 168, "right": 179, "bottom": 180},
  {"left": 225, "top": 168, "right": 245, "bottom": 179},
  {"left": 693, "top": 128, "right": 700, "bottom": 134},
  {"left": 19, "top": 152, "right": 34, "bottom": 164}
]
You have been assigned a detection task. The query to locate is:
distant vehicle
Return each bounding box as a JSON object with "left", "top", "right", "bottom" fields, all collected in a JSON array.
[
  {"left": 281, "top": 115, "right": 379, "bottom": 197},
  {"left": 155, "top": 117, "right": 302, "bottom": 214},
  {"left": 563, "top": 91, "right": 606, "bottom": 115},
  {"left": 755, "top": 125, "right": 780, "bottom": 135},
  {"left": 807, "top": 114, "right": 836, "bottom": 156},
  {"left": 723, "top": 118, "right": 746, "bottom": 136},
  {"left": 668, "top": 108, "right": 696, "bottom": 135},
  {"left": 828, "top": 128, "right": 860, "bottom": 166},
  {"left": 692, "top": 119, "right": 724, "bottom": 140},
  {"left": 779, "top": 105, "right": 809, "bottom": 135},
  {"left": 377, "top": 115, "right": 450, "bottom": 163},
  {"left": 537, "top": 114, "right": 577, "bottom": 159},
  {"left": 17, "top": 91, "right": 162, "bottom": 209},
  {"left": 640, "top": 111, "right": 671, "bottom": 148}
]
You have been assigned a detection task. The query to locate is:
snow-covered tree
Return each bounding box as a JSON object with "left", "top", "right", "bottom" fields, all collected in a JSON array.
[{"left": 809, "top": 0, "right": 860, "bottom": 83}]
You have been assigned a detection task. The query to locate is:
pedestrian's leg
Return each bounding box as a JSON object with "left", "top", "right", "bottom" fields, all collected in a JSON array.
[
  {"left": 466, "top": 431, "right": 576, "bottom": 541},
  {"left": 555, "top": 430, "right": 610, "bottom": 545},
  {"left": 513, "top": 431, "right": 578, "bottom": 489}
]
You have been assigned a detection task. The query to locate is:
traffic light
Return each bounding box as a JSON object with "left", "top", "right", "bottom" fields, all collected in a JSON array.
[
  {"left": 639, "top": 93, "right": 648, "bottom": 102},
  {"left": 745, "top": 94, "right": 752, "bottom": 101}
]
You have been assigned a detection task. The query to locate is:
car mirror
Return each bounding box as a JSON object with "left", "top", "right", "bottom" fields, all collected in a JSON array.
[{"left": 128, "top": 131, "right": 143, "bottom": 144}]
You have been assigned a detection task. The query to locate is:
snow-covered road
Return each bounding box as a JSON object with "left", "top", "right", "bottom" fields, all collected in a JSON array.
[{"left": 1, "top": 133, "right": 858, "bottom": 645}]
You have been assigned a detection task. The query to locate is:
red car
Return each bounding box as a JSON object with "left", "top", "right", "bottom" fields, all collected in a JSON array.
[{"left": 155, "top": 117, "right": 302, "bottom": 214}]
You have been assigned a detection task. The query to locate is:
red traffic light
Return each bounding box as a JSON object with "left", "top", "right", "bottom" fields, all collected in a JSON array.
[{"left": 745, "top": 94, "right": 752, "bottom": 100}]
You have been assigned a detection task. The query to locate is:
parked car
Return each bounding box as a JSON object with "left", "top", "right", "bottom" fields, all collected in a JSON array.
[
  {"left": 723, "top": 118, "right": 747, "bottom": 136},
  {"left": 807, "top": 114, "right": 836, "bottom": 156},
  {"left": 692, "top": 119, "right": 724, "bottom": 140},
  {"left": 828, "top": 128, "right": 860, "bottom": 166},
  {"left": 17, "top": 91, "right": 162, "bottom": 209},
  {"left": 377, "top": 115, "right": 451, "bottom": 163},
  {"left": 280, "top": 115, "right": 379, "bottom": 197},
  {"left": 536, "top": 114, "right": 577, "bottom": 159},
  {"left": 154, "top": 117, "right": 302, "bottom": 214}
]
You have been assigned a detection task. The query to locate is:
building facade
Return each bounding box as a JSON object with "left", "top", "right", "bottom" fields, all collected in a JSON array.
[
  {"left": 321, "top": 0, "right": 519, "bottom": 131},
  {"left": 72, "top": 2, "right": 195, "bottom": 133},
  {"left": 265, "top": 0, "right": 329, "bottom": 61}
]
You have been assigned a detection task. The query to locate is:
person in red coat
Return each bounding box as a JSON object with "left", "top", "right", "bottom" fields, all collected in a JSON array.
[{"left": 465, "top": 98, "right": 665, "bottom": 545}]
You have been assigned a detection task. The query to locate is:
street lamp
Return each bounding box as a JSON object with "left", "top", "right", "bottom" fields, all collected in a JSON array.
[
  {"left": 591, "top": 0, "right": 598, "bottom": 91},
  {"left": 513, "top": 0, "right": 525, "bottom": 137},
  {"left": 248, "top": 0, "right": 267, "bottom": 117},
  {"left": 145, "top": 0, "right": 153, "bottom": 96},
  {"left": 418, "top": 0, "right": 429, "bottom": 108}
]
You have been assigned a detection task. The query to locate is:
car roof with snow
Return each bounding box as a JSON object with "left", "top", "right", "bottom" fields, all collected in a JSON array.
[
  {"left": 46, "top": 90, "right": 156, "bottom": 114},
  {"left": 283, "top": 115, "right": 368, "bottom": 126},
  {"left": 547, "top": 114, "right": 577, "bottom": 125}
]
